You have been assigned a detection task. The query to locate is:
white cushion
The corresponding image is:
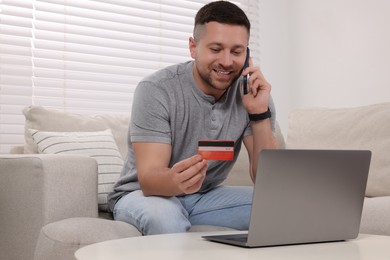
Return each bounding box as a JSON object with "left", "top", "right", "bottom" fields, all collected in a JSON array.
[
  {"left": 23, "top": 106, "right": 130, "bottom": 158},
  {"left": 286, "top": 102, "right": 390, "bottom": 197},
  {"left": 29, "top": 129, "right": 123, "bottom": 212}
]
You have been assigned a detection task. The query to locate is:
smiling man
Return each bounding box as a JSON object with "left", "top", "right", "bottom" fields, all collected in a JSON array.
[{"left": 108, "top": 1, "right": 277, "bottom": 235}]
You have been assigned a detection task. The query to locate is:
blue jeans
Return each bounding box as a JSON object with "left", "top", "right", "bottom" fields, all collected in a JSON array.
[{"left": 113, "top": 185, "right": 253, "bottom": 235}]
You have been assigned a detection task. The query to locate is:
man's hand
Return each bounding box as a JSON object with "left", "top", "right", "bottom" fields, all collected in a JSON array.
[
  {"left": 241, "top": 57, "right": 271, "bottom": 114},
  {"left": 170, "top": 155, "right": 208, "bottom": 194},
  {"left": 134, "top": 142, "right": 208, "bottom": 196}
]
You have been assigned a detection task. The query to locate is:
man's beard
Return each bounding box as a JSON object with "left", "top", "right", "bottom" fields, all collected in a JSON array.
[{"left": 198, "top": 67, "right": 240, "bottom": 92}]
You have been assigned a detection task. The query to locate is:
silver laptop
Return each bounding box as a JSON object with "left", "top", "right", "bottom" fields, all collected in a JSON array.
[{"left": 203, "top": 149, "right": 371, "bottom": 247}]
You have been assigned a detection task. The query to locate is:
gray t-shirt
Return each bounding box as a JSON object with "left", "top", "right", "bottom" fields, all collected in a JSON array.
[{"left": 108, "top": 61, "right": 276, "bottom": 211}]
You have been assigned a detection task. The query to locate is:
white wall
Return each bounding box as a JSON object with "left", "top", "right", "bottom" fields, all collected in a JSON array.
[
  {"left": 259, "top": 0, "right": 390, "bottom": 137},
  {"left": 258, "top": 0, "right": 292, "bottom": 136}
]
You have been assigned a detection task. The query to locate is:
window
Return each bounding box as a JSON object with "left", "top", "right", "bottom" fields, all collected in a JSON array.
[{"left": 0, "top": 0, "right": 261, "bottom": 153}]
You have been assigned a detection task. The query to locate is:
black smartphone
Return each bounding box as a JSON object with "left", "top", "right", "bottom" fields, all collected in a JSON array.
[{"left": 242, "top": 47, "right": 250, "bottom": 95}]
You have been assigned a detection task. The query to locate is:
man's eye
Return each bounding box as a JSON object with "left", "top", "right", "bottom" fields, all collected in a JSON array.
[{"left": 210, "top": 48, "right": 220, "bottom": 53}]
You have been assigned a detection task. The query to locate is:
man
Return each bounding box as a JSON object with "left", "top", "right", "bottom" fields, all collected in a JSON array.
[{"left": 108, "top": 0, "right": 277, "bottom": 235}]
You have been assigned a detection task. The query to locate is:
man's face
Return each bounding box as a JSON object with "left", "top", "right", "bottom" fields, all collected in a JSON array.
[{"left": 189, "top": 21, "right": 249, "bottom": 99}]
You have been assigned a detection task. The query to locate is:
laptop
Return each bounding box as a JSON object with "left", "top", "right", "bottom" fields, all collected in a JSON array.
[{"left": 203, "top": 149, "right": 372, "bottom": 248}]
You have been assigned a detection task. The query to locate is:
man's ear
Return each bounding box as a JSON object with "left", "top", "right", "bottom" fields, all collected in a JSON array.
[{"left": 188, "top": 37, "right": 197, "bottom": 59}]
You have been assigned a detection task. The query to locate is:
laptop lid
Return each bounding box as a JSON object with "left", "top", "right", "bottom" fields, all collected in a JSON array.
[{"left": 203, "top": 149, "right": 371, "bottom": 248}]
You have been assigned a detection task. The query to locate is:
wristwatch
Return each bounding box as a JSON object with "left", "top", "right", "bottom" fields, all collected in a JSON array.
[{"left": 248, "top": 107, "right": 271, "bottom": 121}]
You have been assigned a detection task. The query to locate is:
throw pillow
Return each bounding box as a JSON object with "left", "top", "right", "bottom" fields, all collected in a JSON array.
[
  {"left": 23, "top": 106, "right": 130, "bottom": 158},
  {"left": 29, "top": 129, "right": 123, "bottom": 212}
]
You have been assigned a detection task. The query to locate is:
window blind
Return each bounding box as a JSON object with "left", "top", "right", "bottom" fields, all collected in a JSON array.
[
  {"left": 0, "top": 0, "right": 261, "bottom": 153},
  {"left": 0, "top": 0, "right": 34, "bottom": 153}
]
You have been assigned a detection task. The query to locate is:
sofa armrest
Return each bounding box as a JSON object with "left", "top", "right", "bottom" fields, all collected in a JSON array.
[{"left": 0, "top": 154, "right": 98, "bottom": 259}]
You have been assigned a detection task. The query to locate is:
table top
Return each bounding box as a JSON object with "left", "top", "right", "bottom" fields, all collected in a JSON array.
[{"left": 75, "top": 231, "right": 390, "bottom": 260}]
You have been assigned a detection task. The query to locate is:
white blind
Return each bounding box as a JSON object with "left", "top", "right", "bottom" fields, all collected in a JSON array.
[
  {"left": 0, "top": 0, "right": 261, "bottom": 153},
  {"left": 0, "top": 0, "right": 34, "bottom": 153}
]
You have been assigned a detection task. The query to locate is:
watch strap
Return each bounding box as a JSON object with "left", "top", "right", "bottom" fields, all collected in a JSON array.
[{"left": 248, "top": 107, "right": 271, "bottom": 121}]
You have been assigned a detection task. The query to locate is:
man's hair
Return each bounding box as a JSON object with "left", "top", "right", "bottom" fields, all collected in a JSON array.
[{"left": 193, "top": 1, "right": 250, "bottom": 41}]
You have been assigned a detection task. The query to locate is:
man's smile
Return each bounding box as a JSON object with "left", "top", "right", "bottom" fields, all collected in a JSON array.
[
  {"left": 213, "top": 69, "right": 234, "bottom": 80},
  {"left": 215, "top": 70, "right": 231, "bottom": 75}
]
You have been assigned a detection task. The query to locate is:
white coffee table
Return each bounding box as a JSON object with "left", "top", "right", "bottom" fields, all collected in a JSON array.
[{"left": 75, "top": 231, "right": 390, "bottom": 260}]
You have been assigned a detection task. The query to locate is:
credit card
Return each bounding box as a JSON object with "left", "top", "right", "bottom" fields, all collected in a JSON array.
[{"left": 198, "top": 140, "right": 234, "bottom": 161}]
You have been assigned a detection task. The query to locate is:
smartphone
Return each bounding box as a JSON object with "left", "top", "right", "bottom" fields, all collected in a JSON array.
[{"left": 242, "top": 47, "right": 250, "bottom": 95}]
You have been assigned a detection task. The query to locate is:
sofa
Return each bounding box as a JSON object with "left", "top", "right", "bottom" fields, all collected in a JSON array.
[{"left": 1, "top": 102, "right": 389, "bottom": 260}]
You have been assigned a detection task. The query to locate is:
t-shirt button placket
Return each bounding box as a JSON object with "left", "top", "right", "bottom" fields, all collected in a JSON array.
[{"left": 210, "top": 109, "right": 218, "bottom": 130}]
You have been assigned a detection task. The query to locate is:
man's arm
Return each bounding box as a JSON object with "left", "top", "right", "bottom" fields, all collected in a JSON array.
[
  {"left": 243, "top": 119, "right": 277, "bottom": 182},
  {"left": 133, "top": 142, "right": 208, "bottom": 196},
  {"left": 241, "top": 57, "right": 277, "bottom": 182}
]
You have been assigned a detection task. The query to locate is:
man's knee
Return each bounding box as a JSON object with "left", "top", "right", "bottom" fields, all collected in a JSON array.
[
  {"left": 113, "top": 192, "right": 190, "bottom": 235},
  {"left": 144, "top": 207, "right": 190, "bottom": 235}
]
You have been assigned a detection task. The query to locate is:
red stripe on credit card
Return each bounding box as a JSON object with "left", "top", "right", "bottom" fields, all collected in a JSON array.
[{"left": 198, "top": 140, "right": 234, "bottom": 161}]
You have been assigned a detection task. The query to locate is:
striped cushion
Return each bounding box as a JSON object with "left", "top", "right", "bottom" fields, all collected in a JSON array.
[{"left": 29, "top": 129, "right": 123, "bottom": 212}]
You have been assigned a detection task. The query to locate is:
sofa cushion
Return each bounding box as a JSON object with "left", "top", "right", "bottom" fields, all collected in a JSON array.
[
  {"left": 360, "top": 196, "right": 390, "bottom": 236},
  {"left": 29, "top": 129, "right": 123, "bottom": 212},
  {"left": 23, "top": 106, "right": 130, "bottom": 158},
  {"left": 286, "top": 102, "right": 390, "bottom": 197},
  {"left": 34, "top": 218, "right": 141, "bottom": 260}
]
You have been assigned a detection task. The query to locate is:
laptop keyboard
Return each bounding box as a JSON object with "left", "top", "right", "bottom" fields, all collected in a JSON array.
[{"left": 226, "top": 234, "right": 248, "bottom": 242}]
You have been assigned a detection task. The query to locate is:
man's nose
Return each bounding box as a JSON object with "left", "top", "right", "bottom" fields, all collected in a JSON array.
[{"left": 219, "top": 51, "right": 233, "bottom": 67}]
